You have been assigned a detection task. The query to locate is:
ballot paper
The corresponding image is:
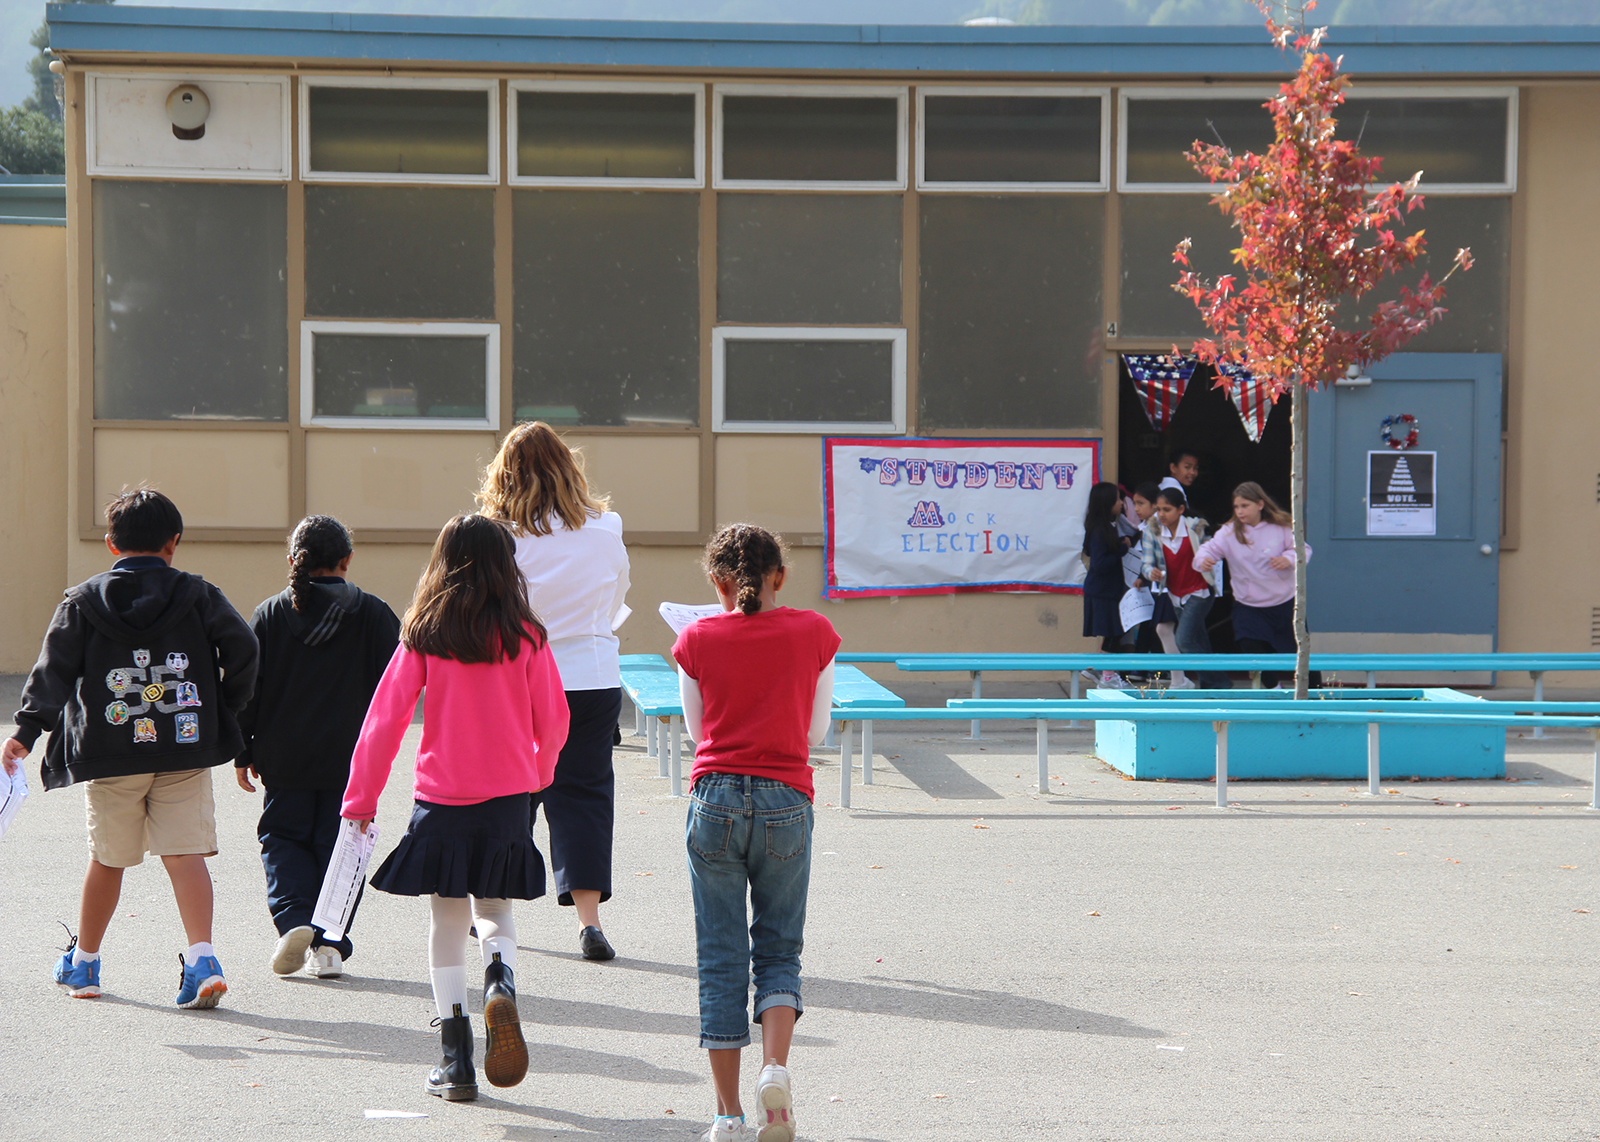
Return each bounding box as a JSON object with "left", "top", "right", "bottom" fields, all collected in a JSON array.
[
  {"left": 658, "top": 601, "right": 724, "bottom": 637},
  {"left": 0, "top": 765, "right": 28, "bottom": 842},
  {"left": 1119, "top": 586, "right": 1156, "bottom": 630},
  {"left": 1121, "top": 549, "right": 1146, "bottom": 589},
  {"left": 311, "top": 818, "right": 379, "bottom": 942}
]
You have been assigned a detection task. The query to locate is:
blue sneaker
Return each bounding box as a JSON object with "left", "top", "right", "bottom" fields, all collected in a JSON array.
[
  {"left": 52, "top": 936, "right": 102, "bottom": 999},
  {"left": 175, "top": 952, "right": 227, "bottom": 1009}
]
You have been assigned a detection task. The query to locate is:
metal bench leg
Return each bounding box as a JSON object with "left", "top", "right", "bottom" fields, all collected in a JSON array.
[
  {"left": 839, "top": 721, "right": 853, "bottom": 808},
  {"left": 1367, "top": 722, "right": 1380, "bottom": 796},
  {"left": 825, "top": 721, "right": 835, "bottom": 749},
  {"left": 669, "top": 716, "right": 682, "bottom": 798},
  {"left": 1036, "top": 718, "right": 1049, "bottom": 794},
  {"left": 648, "top": 715, "right": 659, "bottom": 761},
  {"left": 1533, "top": 672, "right": 1545, "bottom": 739},
  {"left": 656, "top": 719, "right": 668, "bottom": 778},
  {"left": 634, "top": 702, "right": 645, "bottom": 738},
  {"left": 1366, "top": 671, "right": 1377, "bottom": 689},
  {"left": 862, "top": 720, "right": 874, "bottom": 785},
  {"left": 1214, "top": 721, "right": 1229, "bottom": 809},
  {"left": 1590, "top": 729, "right": 1600, "bottom": 812},
  {"left": 1069, "top": 671, "right": 1080, "bottom": 729},
  {"left": 969, "top": 671, "right": 982, "bottom": 740}
]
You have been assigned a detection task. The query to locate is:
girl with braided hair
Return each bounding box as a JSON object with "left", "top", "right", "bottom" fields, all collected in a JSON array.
[
  {"left": 672, "top": 524, "right": 840, "bottom": 1142},
  {"left": 236, "top": 515, "right": 400, "bottom": 979}
]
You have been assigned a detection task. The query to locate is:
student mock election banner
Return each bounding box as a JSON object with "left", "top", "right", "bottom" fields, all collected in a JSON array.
[{"left": 823, "top": 438, "right": 1099, "bottom": 599}]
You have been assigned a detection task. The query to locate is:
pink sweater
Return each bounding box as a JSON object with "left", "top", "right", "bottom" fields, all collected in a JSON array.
[
  {"left": 342, "top": 632, "right": 570, "bottom": 821},
  {"left": 1192, "top": 521, "right": 1310, "bottom": 608}
]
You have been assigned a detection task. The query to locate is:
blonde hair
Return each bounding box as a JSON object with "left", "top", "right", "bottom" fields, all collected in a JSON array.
[
  {"left": 1231, "top": 481, "right": 1292, "bottom": 543},
  {"left": 477, "top": 422, "right": 610, "bottom": 537}
]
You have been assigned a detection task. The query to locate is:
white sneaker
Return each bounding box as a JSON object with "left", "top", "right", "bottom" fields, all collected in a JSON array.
[
  {"left": 1169, "top": 676, "right": 1197, "bottom": 690},
  {"left": 270, "top": 926, "right": 314, "bottom": 975},
  {"left": 1097, "top": 671, "right": 1130, "bottom": 690},
  {"left": 755, "top": 1063, "right": 795, "bottom": 1142},
  {"left": 703, "top": 1116, "right": 751, "bottom": 1142},
  {"left": 308, "top": 947, "right": 344, "bottom": 978}
]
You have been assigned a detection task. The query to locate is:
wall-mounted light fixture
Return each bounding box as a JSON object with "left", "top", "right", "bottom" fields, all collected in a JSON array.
[{"left": 166, "top": 84, "right": 210, "bottom": 141}]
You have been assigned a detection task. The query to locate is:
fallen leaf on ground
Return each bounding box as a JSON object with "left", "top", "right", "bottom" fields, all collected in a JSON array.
[
  {"left": 1561, "top": 865, "right": 1578, "bottom": 869},
  {"left": 636, "top": 871, "right": 653, "bottom": 876},
  {"left": 932, "top": 1093, "right": 947, "bottom": 1099},
  {"left": 973, "top": 824, "right": 990, "bottom": 830},
  {"left": 869, "top": 865, "right": 883, "bottom": 869},
  {"left": 1166, "top": 806, "right": 1182, "bottom": 811},
  {"left": 830, "top": 1096, "right": 843, "bottom": 1102},
  {"left": 1086, "top": 910, "right": 1101, "bottom": 916},
  {"left": 1575, "top": 909, "right": 1592, "bottom": 914}
]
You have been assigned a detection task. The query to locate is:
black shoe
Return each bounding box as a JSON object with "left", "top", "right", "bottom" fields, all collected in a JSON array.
[
  {"left": 481, "top": 953, "right": 527, "bottom": 1089},
  {"left": 426, "top": 1006, "right": 478, "bottom": 1101},
  {"left": 579, "top": 925, "right": 616, "bottom": 962}
]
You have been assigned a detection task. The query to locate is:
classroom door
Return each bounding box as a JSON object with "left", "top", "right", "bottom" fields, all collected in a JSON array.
[{"left": 1305, "top": 352, "right": 1501, "bottom": 652}]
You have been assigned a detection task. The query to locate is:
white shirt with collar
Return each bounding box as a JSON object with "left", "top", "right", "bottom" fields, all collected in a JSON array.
[{"left": 512, "top": 511, "right": 631, "bottom": 691}]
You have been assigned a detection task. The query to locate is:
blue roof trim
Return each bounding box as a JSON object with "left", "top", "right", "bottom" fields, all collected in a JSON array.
[{"left": 46, "top": 5, "right": 1600, "bottom": 76}]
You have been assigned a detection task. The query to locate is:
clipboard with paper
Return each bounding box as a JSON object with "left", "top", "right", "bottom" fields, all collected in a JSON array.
[{"left": 311, "top": 818, "right": 380, "bottom": 942}]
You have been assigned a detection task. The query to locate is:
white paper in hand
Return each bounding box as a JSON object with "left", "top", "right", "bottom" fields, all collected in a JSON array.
[
  {"left": 1119, "top": 587, "right": 1156, "bottom": 631},
  {"left": 0, "top": 766, "right": 28, "bottom": 842},
  {"left": 312, "top": 818, "right": 379, "bottom": 942},
  {"left": 658, "top": 601, "right": 724, "bottom": 637},
  {"left": 1121, "top": 549, "right": 1146, "bottom": 589}
]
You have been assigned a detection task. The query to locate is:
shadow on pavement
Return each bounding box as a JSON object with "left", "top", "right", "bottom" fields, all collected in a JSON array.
[
  {"left": 478, "top": 1102, "right": 703, "bottom": 1139},
  {"left": 882, "top": 752, "right": 1003, "bottom": 800}
]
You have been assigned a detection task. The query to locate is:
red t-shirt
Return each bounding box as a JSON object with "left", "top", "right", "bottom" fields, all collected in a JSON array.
[{"left": 672, "top": 606, "right": 841, "bottom": 800}]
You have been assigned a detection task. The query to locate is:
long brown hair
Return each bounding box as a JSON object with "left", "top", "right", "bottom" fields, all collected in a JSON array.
[
  {"left": 1231, "top": 481, "right": 1292, "bottom": 543},
  {"left": 704, "top": 524, "right": 785, "bottom": 616},
  {"left": 401, "top": 515, "right": 546, "bottom": 664},
  {"left": 477, "top": 422, "right": 610, "bottom": 537}
]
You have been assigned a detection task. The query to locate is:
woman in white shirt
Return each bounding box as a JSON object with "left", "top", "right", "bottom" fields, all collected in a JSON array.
[{"left": 479, "top": 423, "right": 631, "bottom": 961}]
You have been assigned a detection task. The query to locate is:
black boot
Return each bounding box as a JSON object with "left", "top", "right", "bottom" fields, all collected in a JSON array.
[
  {"left": 482, "top": 953, "right": 527, "bottom": 1089},
  {"left": 426, "top": 1005, "right": 478, "bottom": 1101}
]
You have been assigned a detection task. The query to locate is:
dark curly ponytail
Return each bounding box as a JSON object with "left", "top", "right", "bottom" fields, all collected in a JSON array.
[
  {"left": 703, "top": 523, "right": 785, "bottom": 616},
  {"left": 288, "top": 515, "right": 354, "bottom": 612}
]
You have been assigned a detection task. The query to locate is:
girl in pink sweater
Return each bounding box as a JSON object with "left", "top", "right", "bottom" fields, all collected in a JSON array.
[
  {"left": 343, "top": 514, "right": 570, "bottom": 1103},
  {"left": 1193, "top": 481, "right": 1317, "bottom": 688}
]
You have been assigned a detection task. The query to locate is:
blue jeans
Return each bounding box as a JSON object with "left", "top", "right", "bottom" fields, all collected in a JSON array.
[
  {"left": 685, "top": 773, "right": 813, "bottom": 1050},
  {"left": 1173, "top": 593, "right": 1231, "bottom": 689}
]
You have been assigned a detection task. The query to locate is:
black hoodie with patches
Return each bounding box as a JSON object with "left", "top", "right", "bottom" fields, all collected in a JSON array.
[
  {"left": 13, "top": 557, "right": 260, "bottom": 790},
  {"left": 236, "top": 578, "right": 401, "bottom": 791}
]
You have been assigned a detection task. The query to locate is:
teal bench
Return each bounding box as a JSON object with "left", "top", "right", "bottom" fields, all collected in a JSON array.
[
  {"left": 829, "top": 664, "right": 905, "bottom": 807},
  {"left": 843, "top": 702, "right": 1600, "bottom": 807}
]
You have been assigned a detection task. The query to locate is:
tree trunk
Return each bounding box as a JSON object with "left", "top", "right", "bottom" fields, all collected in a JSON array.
[{"left": 1290, "top": 389, "right": 1311, "bottom": 698}]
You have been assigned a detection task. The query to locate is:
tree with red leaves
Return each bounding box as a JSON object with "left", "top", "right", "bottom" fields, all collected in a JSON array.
[{"left": 1173, "top": 0, "right": 1473, "bottom": 697}]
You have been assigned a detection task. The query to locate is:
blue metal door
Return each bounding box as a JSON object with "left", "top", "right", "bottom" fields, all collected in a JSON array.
[{"left": 1306, "top": 352, "right": 1501, "bottom": 651}]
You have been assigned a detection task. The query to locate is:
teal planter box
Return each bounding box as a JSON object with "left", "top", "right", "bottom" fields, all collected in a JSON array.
[{"left": 1093, "top": 688, "right": 1505, "bottom": 780}]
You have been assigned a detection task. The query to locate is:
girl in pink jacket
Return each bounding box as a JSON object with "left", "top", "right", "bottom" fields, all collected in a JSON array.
[
  {"left": 343, "top": 514, "right": 570, "bottom": 1103},
  {"left": 1193, "top": 481, "right": 1317, "bottom": 689}
]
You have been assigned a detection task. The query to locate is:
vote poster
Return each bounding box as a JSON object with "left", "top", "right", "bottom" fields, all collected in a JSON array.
[
  {"left": 823, "top": 437, "right": 1100, "bottom": 599},
  {"left": 1367, "top": 450, "right": 1437, "bottom": 536}
]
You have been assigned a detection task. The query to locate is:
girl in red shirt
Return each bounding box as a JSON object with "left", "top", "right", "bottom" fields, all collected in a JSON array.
[{"left": 673, "top": 524, "right": 840, "bottom": 1142}]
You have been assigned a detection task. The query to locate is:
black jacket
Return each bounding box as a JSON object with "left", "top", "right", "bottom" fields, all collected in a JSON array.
[
  {"left": 237, "top": 579, "right": 401, "bottom": 791},
  {"left": 13, "top": 557, "right": 260, "bottom": 790}
]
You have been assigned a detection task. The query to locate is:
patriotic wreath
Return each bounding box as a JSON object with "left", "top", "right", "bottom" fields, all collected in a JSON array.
[{"left": 1381, "top": 414, "right": 1420, "bottom": 450}]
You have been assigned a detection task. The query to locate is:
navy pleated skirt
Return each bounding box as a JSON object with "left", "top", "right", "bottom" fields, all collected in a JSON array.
[
  {"left": 369, "top": 793, "right": 546, "bottom": 900},
  {"left": 1082, "top": 594, "right": 1124, "bottom": 639},
  {"left": 1232, "top": 599, "right": 1297, "bottom": 653}
]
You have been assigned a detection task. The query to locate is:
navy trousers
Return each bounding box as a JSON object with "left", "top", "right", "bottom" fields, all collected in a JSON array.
[
  {"left": 258, "top": 786, "right": 359, "bottom": 959},
  {"left": 533, "top": 687, "right": 622, "bottom": 906}
]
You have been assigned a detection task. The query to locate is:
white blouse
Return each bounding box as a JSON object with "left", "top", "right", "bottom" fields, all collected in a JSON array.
[{"left": 512, "top": 511, "right": 631, "bottom": 691}]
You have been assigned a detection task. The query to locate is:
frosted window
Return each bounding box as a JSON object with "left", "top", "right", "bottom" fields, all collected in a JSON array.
[
  {"left": 312, "top": 334, "right": 488, "bottom": 420},
  {"left": 919, "top": 195, "right": 1105, "bottom": 431},
  {"left": 1125, "top": 98, "right": 1274, "bottom": 185},
  {"left": 305, "top": 186, "right": 494, "bottom": 320},
  {"left": 94, "top": 181, "right": 287, "bottom": 421},
  {"left": 1119, "top": 194, "right": 1236, "bottom": 340},
  {"left": 513, "top": 191, "right": 699, "bottom": 426},
  {"left": 308, "top": 86, "right": 489, "bottom": 176},
  {"left": 517, "top": 90, "right": 696, "bottom": 179},
  {"left": 722, "top": 96, "right": 898, "bottom": 182},
  {"left": 723, "top": 339, "right": 894, "bottom": 424},
  {"left": 718, "top": 194, "right": 902, "bottom": 324},
  {"left": 923, "top": 95, "right": 1101, "bottom": 184}
]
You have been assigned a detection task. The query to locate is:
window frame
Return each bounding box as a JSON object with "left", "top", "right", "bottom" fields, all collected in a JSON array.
[
  {"left": 298, "top": 76, "right": 500, "bottom": 186},
  {"left": 1117, "top": 85, "right": 1518, "bottom": 195},
  {"left": 299, "top": 320, "right": 502, "bottom": 431},
  {"left": 507, "top": 79, "right": 705, "bottom": 188},
  {"left": 712, "top": 83, "right": 909, "bottom": 191},
  {"left": 915, "top": 85, "right": 1111, "bottom": 193},
  {"left": 711, "top": 325, "right": 907, "bottom": 435}
]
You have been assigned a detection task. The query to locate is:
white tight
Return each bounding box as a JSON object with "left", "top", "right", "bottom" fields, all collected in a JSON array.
[
  {"left": 1154, "top": 622, "right": 1188, "bottom": 686},
  {"left": 427, "top": 895, "right": 516, "bottom": 1019}
]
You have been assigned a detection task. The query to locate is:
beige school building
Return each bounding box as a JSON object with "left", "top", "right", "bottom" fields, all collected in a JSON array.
[{"left": 2, "top": 9, "right": 1597, "bottom": 680}]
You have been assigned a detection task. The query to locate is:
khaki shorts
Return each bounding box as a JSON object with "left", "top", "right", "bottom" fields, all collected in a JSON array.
[{"left": 85, "top": 769, "right": 218, "bottom": 868}]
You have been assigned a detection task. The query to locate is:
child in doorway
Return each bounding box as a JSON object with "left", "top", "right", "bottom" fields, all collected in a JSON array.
[
  {"left": 1080, "top": 482, "right": 1131, "bottom": 690},
  {"left": 342, "top": 515, "right": 570, "bottom": 1101},
  {"left": 2, "top": 488, "right": 258, "bottom": 1006},
  {"left": 673, "top": 524, "right": 839, "bottom": 1142},
  {"left": 1160, "top": 448, "right": 1200, "bottom": 496},
  {"left": 236, "top": 515, "right": 400, "bottom": 979},
  {"left": 1141, "top": 486, "right": 1227, "bottom": 689},
  {"left": 1193, "top": 481, "right": 1319, "bottom": 689}
]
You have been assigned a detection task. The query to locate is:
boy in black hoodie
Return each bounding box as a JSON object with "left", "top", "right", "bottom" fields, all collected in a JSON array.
[
  {"left": 235, "top": 515, "right": 400, "bottom": 980},
  {"left": 1, "top": 489, "right": 258, "bottom": 1006}
]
